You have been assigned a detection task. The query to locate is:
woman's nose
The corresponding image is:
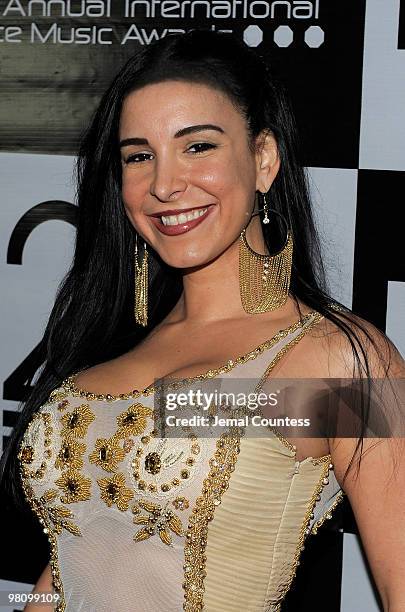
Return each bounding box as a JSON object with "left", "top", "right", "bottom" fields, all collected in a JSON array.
[{"left": 150, "top": 157, "right": 187, "bottom": 202}]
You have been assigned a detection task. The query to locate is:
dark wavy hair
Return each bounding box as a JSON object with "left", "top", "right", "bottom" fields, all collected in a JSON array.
[{"left": 1, "top": 29, "right": 394, "bottom": 507}]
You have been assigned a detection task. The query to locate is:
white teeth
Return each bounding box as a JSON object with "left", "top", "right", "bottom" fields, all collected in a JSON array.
[{"left": 161, "top": 207, "right": 208, "bottom": 226}]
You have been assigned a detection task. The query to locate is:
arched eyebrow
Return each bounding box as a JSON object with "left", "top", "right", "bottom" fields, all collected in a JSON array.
[{"left": 119, "top": 124, "right": 225, "bottom": 148}]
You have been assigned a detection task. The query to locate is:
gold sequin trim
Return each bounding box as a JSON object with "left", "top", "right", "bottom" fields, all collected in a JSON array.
[
  {"left": 310, "top": 489, "right": 345, "bottom": 535},
  {"left": 181, "top": 310, "right": 331, "bottom": 609},
  {"left": 253, "top": 310, "right": 325, "bottom": 454},
  {"left": 182, "top": 431, "right": 241, "bottom": 611},
  {"left": 18, "top": 413, "right": 53, "bottom": 480},
  {"left": 18, "top": 463, "right": 66, "bottom": 611},
  {"left": 60, "top": 311, "right": 321, "bottom": 402}
]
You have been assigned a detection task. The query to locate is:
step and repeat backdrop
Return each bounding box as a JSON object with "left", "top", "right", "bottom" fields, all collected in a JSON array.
[{"left": 1, "top": 0, "right": 404, "bottom": 610}]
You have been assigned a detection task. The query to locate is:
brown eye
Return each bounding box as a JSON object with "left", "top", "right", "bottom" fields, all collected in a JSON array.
[
  {"left": 126, "top": 152, "right": 154, "bottom": 164},
  {"left": 187, "top": 143, "right": 217, "bottom": 154}
]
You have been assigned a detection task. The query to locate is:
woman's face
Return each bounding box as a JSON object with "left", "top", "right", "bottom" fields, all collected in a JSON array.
[{"left": 119, "top": 80, "right": 278, "bottom": 268}]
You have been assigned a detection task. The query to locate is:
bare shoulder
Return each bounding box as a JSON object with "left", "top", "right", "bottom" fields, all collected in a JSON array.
[
  {"left": 282, "top": 308, "right": 405, "bottom": 378},
  {"left": 72, "top": 306, "right": 405, "bottom": 393},
  {"left": 273, "top": 310, "right": 405, "bottom": 378},
  {"left": 73, "top": 353, "right": 141, "bottom": 396}
]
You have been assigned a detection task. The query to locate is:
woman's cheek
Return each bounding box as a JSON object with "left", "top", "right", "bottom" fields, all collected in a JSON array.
[
  {"left": 121, "top": 175, "right": 146, "bottom": 213},
  {"left": 122, "top": 172, "right": 138, "bottom": 201},
  {"left": 121, "top": 187, "right": 139, "bottom": 229},
  {"left": 199, "top": 160, "right": 231, "bottom": 187}
]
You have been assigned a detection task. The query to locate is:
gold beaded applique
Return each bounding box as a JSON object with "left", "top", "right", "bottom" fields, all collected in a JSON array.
[
  {"left": 172, "top": 496, "right": 190, "bottom": 510},
  {"left": 88, "top": 435, "right": 126, "bottom": 472},
  {"left": 60, "top": 403, "right": 95, "bottom": 438},
  {"left": 55, "top": 469, "right": 92, "bottom": 504},
  {"left": 132, "top": 499, "right": 185, "bottom": 545},
  {"left": 37, "top": 489, "right": 82, "bottom": 536},
  {"left": 97, "top": 472, "right": 134, "bottom": 511},
  {"left": 88, "top": 403, "right": 153, "bottom": 474},
  {"left": 116, "top": 403, "right": 153, "bottom": 437},
  {"left": 19, "top": 411, "right": 83, "bottom": 536},
  {"left": 129, "top": 430, "right": 202, "bottom": 498},
  {"left": 18, "top": 408, "right": 79, "bottom": 612},
  {"left": 89, "top": 403, "right": 153, "bottom": 510},
  {"left": 18, "top": 395, "right": 89, "bottom": 612},
  {"left": 183, "top": 430, "right": 241, "bottom": 611},
  {"left": 18, "top": 413, "right": 53, "bottom": 480},
  {"left": 54, "top": 437, "right": 86, "bottom": 471},
  {"left": 19, "top": 474, "right": 66, "bottom": 611},
  {"left": 54, "top": 403, "right": 95, "bottom": 504}
]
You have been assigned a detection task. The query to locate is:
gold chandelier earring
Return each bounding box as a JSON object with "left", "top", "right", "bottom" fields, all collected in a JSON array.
[
  {"left": 134, "top": 232, "right": 149, "bottom": 326},
  {"left": 239, "top": 192, "right": 293, "bottom": 314}
]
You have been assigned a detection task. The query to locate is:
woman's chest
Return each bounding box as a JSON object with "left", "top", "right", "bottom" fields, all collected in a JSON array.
[
  {"left": 19, "top": 392, "right": 222, "bottom": 549},
  {"left": 19, "top": 389, "right": 343, "bottom": 612}
]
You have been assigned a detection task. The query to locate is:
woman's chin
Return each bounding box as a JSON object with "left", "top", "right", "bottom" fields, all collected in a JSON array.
[{"left": 157, "top": 250, "right": 217, "bottom": 271}]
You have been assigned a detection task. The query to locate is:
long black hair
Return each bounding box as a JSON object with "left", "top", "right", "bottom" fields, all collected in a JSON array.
[{"left": 1, "top": 29, "right": 395, "bottom": 506}]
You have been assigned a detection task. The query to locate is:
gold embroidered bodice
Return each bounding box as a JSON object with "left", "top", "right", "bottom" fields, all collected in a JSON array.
[{"left": 19, "top": 311, "right": 344, "bottom": 612}]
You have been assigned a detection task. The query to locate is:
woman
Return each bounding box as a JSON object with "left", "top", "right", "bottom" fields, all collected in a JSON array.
[{"left": 2, "top": 29, "right": 405, "bottom": 612}]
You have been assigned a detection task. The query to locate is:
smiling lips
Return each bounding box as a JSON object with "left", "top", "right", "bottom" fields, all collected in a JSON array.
[{"left": 148, "top": 204, "right": 215, "bottom": 235}]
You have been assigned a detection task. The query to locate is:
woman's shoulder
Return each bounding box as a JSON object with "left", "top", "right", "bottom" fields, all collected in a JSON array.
[
  {"left": 72, "top": 304, "right": 405, "bottom": 391},
  {"left": 308, "top": 306, "right": 405, "bottom": 378},
  {"left": 72, "top": 353, "right": 143, "bottom": 397}
]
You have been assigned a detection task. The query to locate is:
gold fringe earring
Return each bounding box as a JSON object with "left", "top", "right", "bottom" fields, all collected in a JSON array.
[
  {"left": 134, "top": 233, "right": 149, "bottom": 326},
  {"left": 239, "top": 193, "right": 293, "bottom": 314}
]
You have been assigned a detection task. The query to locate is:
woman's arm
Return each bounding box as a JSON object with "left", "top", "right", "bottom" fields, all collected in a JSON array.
[
  {"left": 24, "top": 563, "right": 54, "bottom": 612},
  {"left": 331, "top": 435, "right": 405, "bottom": 612},
  {"left": 330, "top": 323, "right": 405, "bottom": 612}
]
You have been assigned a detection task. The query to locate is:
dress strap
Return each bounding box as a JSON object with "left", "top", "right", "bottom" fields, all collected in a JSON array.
[
  {"left": 255, "top": 310, "right": 324, "bottom": 388},
  {"left": 221, "top": 310, "right": 324, "bottom": 383}
]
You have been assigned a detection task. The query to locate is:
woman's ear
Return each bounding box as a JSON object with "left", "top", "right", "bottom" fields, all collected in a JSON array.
[{"left": 255, "top": 129, "right": 280, "bottom": 192}]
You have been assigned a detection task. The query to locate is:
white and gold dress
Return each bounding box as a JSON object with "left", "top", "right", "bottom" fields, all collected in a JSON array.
[{"left": 18, "top": 310, "right": 344, "bottom": 611}]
